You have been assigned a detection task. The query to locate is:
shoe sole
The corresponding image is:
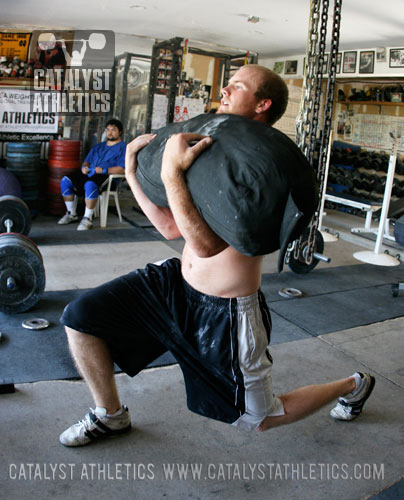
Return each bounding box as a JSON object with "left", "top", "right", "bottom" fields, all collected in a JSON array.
[
  {"left": 331, "top": 375, "right": 375, "bottom": 421},
  {"left": 60, "top": 423, "right": 132, "bottom": 447}
]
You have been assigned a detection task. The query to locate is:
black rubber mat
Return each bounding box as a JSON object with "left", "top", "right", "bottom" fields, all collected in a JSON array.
[
  {"left": 29, "top": 217, "right": 159, "bottom": 246},
  {"left": 1, "top": 263, "right": 404, "bottom": 383},
  {"left": 261, "top": 263, "right": 404, "bottom": 337},
  {"left": 368, "top": 479, "right": 404, "bottom": 500},
  {"left": 0, "top": 289, "right": 176, "bottom": 384}
]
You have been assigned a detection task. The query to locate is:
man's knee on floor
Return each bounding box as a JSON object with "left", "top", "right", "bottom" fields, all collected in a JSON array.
[
  {"left": 232, "top": 396, "right": 286, "bottom": 432},
  {"left": 61, "top": 293, "right": 96, "bottom": 336}
]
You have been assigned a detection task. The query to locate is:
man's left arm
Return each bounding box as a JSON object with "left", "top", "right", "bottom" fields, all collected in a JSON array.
[
  {"left": 94, "top": 166, "right": 125, "bottom": 175},
  {"left": 161, "top": 133, "right": 228, "bottom": 258}
]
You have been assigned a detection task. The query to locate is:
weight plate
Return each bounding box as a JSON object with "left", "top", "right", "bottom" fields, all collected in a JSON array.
[
  {"left": 0, "top": 195, "right": 31, "bottom": 236},
  {"left": 22, "top": 318, "right": 50, "bottom": 330},
  {"left": 287, "top": 229, "right": 325, "bottom": 274},
  {"left": 278, "top": 287, "right": 303, "bottom": 299},
  {"left": 0, "top": 233, "right": 45, "bottom": 314}
]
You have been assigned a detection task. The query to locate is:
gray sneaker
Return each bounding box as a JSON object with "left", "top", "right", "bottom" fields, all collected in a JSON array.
[
  {"left": 58, "top": 212, "right": 78, "bottom": 225},
  {"left": 330, "top": 372, "right": 375, "bottom": 421},
  {"left": 77, "top": 216, "right": 93, "bottom": 231},
  {"left": 59, "top": 406, "right": 131, "bottom": 447}
]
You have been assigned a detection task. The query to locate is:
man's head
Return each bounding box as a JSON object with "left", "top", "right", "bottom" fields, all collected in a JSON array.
[
  {"left": 217, "top": 64, "right": 288, "bottom": 126},
  {"left": 105, "top": 118, "right": 123, "bottom": 142}
]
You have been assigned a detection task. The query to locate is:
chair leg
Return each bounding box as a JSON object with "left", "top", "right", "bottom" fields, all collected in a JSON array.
[
  {"left": 94, "top": 197, "right": 100, "bottom": 218},
  {"left": 100, "top": 194, "right": 109, "bottom": 227},
  {"left": 114, "top": 192, "right": 122, "bottom": 222}
]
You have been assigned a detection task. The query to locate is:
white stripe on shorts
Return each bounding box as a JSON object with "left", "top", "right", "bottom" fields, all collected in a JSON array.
[{"left": 232, "top": 293, "right": 284, "bottom": 431}]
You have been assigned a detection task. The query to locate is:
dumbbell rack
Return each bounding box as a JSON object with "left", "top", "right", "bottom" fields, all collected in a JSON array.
[
  {"left": 353, "top": 133, "right": 401, "bottom": 266},
  {"left": 324, "top": 139, "right": 404, "bottom": 235}
]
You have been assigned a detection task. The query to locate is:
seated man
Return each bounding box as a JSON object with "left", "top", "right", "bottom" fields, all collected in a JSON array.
[
  {"left": 59, "top": 65, "right": 375, "bottom": 446},
  {"left": 58, "top": 119, "right": 126, "bottom": 230}
]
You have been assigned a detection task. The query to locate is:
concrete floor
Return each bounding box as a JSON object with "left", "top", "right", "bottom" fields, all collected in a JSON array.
[{"left": 1, "top": 195, "right": 404, "bottom": 500}]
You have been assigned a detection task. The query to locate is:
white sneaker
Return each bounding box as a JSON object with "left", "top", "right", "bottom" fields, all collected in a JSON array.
[
  {"left": 59, "top": 406, "right": 131, "bottom": 447},
  {"left": 330, "top": 372, "right": 375, "bottom": 421},
  {"left": 58, "top": 212, "right": 78, "bottom": 225},
  {"left": 77, "top": 216, "right": 93, "bottom": 231}
]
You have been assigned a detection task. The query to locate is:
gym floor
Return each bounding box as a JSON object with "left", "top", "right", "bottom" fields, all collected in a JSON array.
[{"left": 1, "top": 191, "right": 404, "bottom": 500}]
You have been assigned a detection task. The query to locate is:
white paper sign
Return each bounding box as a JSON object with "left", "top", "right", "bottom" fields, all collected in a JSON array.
[{"left": 0, "top": 88, "right": 58, "bottom": 134}]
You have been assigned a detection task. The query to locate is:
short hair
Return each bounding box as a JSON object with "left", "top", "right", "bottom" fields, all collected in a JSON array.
[
  {"left": 106, "top": 118, "right": 123, "bottom": 134},
  {"left": 249, "top": 65, "right": 289, "bottom": 126}
]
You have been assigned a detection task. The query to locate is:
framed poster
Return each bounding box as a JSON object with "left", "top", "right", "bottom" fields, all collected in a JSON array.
[
  {"left": 376, "top": 48, "right": 386, "bottom": 62},
  {"left": 359, "top": 51, "right": 374, "bottom": 74},
  {"left": 284, "top": 60, "right": 297, "bottom": 75},
  {"left": 390, "top": 48, "right": 404, "bottom": 68},
  {"left": 0, "top": 32, "right": 31, "bottom": 61},
  {"left": 343, "top": 51, "right": 357, "bottom": 73},
  {"left": 273, "top": 61, "right": 284, "bottom": 74}
]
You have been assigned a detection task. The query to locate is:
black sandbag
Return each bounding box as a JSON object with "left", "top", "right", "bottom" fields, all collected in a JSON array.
[{"left": 137, "top": 113, "right": 318, "bottom": 256}]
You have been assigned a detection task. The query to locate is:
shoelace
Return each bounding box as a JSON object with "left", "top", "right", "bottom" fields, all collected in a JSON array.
[{"left": 77, "top": 410, "right": 97, "bottom": 430}]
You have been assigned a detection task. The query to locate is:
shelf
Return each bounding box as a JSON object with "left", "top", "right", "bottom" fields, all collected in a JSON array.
[
  {"left": 337, "top": 100, "right": 404, "bottom": 107},
  {"left": 0, "top": 77, "right": 33, "bottom": 88}
]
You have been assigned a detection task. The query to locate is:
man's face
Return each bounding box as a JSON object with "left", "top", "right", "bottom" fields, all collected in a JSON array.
[
  {"left": 105, "top": 125, "right": 121, "bottom": 141},
  {"left": 217, "top": 66, "right": 264, "bottom": 119}
]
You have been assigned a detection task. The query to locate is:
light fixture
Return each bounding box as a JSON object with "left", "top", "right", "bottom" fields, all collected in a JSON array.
[{"left": 247, "top": 15, "right": 260, "bottom": 23}]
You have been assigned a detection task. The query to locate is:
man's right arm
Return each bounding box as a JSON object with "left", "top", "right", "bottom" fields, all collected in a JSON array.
[
  {"left": 81, "top": 161, "right": 90, "bottom": 174},
  {"left": 125, "top": 134, "right": 181, "bottom": 240}
]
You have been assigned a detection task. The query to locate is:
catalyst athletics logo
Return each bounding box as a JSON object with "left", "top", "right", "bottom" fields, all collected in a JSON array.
[{"left": 30, "top": 30, "right": 115, "bottom": 115}]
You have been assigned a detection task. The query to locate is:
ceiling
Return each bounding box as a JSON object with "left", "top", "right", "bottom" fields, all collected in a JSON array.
[{"left": 1, "top": 0, "right": 404, "bottom": 59}]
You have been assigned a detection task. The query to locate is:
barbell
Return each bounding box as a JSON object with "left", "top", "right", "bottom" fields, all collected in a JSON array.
[
  {"left": 38, "top": 32, "right": 106, "bottom": 51},
  {"left": 0, "top": 195, "right": 45, "bottom": 314}
]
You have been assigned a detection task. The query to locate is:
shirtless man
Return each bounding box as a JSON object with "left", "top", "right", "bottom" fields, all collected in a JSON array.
[{"left": 59, "top": 64, "right": 375, "bottom": 446}]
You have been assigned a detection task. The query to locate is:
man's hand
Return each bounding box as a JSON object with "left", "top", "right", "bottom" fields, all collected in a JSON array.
[
  {"left": 81, "top": 165, "right": 90, "bottom": 175},
  {"left": 95, "top": 166, "right": 104, "bottom": 174},
  {"left": 161, "top": 133, "right": 213, "bottom": 182},
  {"left": 125, "top": 133, "right": 157, "bottom": 179}
]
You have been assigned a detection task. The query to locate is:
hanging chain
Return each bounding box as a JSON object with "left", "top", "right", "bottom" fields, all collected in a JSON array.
[
  {"left": 292, "top": 0, "right": 342, "bottom": 265},
  {"left": 295, "top": 0, "right": 321, "bottom": 155},
  {"left": 305, "top": 0, "right": 342, "bottom": 264}
]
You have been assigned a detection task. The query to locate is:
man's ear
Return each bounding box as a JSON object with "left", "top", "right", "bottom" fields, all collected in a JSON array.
[{"left": 256, "top": 98, "right": 272, "bottom": 115}]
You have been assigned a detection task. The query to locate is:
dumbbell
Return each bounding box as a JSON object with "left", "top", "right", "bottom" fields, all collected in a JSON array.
[{"left": 0, "top": 195, "right": 45, "bottom": 314}]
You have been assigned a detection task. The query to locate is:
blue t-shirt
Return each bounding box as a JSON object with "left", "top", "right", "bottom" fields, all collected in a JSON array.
[{"left": 85, "top": 141, "right": 126, "bottom": 176}]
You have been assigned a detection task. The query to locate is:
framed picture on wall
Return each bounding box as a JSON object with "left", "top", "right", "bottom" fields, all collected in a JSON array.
[
  {"left": 377, "top": 48, "right": 386, "bottom": 62},
  {"left": 343, "top": 51, "right": 357, "bottom": 73},
  {"left": 285, "top": 60, "right": 297, "bottom": 75},
  {"left": 273, "top": 61, "right": 284, "bottom": 74},
  {"left": 359, "top": 51, "right": 375, "bottom": 74},
  {"left": 389, "top": 48, "right": 404, "bottom": 68}
]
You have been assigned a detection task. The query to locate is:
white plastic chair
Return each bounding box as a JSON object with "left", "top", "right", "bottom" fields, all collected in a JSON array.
[{"left": 98, "top": 174, "right": 126, "bottom": 227}]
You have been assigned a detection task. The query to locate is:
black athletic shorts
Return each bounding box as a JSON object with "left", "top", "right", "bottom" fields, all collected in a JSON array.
[
  {"left": 65, "top": 170, "right": 109, "bottom": 196},
  {"left": 60, "top": 257, "right": 284, "bottom": 430}
]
